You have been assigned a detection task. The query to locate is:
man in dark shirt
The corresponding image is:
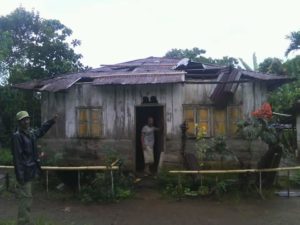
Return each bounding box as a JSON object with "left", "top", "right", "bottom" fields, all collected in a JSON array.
[{"left": 12, "top": 111, "right": 57, "bottom": 225}]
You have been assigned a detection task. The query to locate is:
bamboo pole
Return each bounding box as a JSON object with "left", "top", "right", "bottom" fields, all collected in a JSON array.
[
  {"left": 169, "top": 166, "right": 300, "bottom": 174},
  {"left": 0, "top": 165, "right": 119, "bottom": 170}
]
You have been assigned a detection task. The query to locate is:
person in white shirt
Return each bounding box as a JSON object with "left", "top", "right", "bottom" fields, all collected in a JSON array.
[{"left": 141, "top": 117, "right": 159, "bottom": 175}]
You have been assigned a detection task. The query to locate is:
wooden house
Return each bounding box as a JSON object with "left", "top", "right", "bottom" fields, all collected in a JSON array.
[{"left": 14, "top": 57, "right": 291, "bottom": 170}]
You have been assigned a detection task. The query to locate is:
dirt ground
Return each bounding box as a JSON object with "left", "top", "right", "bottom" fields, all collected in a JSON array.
[{"left": 1, "top": 188, "right": 300, "bottom": 225}]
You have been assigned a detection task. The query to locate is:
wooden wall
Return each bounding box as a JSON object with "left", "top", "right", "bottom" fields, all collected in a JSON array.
[{"left": 40, "top": 80, "right": 269, "bottom": 168}]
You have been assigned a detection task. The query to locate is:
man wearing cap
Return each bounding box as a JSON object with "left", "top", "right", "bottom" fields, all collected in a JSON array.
[{"left": 12, "top": 111, "right": 57, "bottom": 225}]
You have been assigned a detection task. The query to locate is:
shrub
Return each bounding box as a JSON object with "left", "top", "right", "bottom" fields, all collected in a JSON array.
[{"left": 0, "top": 148, "right": 12, "bottom": 165}]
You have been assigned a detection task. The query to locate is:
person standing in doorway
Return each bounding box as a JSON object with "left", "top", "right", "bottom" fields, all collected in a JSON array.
[
  {"left": 12, "top": 111, "right": 57, "bottom": 225},
  {"left": 141, "top": 117, "right": 159, "bottom": 176}
]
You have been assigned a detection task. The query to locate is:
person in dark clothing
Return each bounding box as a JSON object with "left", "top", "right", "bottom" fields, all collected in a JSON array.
[{"left": 12, "top": 111, "right": 57, "bottom": 225}]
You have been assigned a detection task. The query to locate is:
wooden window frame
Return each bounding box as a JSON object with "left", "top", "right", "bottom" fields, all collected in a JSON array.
[
  {"left": 183, "top": 104, "right": 242, "bottom": 138},
  {"left": 183, "top": 105, "right": 211, "bottom": 138},
  {"left": 76, "top": 106, "right": 102, "bottom": 138}
]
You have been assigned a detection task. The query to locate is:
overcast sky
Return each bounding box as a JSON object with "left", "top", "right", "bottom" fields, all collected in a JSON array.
[{"left": 1, "top": 0, "right": 300, "bottom": 68}]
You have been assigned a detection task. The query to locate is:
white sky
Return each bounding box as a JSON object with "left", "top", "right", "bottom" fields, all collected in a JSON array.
[{"left": 1, "top": 0, "right": 300, "bottom": 68}]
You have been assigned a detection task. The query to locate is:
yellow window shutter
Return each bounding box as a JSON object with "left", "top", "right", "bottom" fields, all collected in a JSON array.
[
  {"left": 213, "top": 108, "right": 226, "bottom": 136},
  {"left": 184, "top": 108, "right": 195, "bottom": 136},
  {"left": 78, "top": 108, "right": 89, "bottom": 137},
  {"left": 228, "top": 106, "right": 241, "bottom": 137},
  {"left": 90, "top": 108, "right": 102, "bottom": 137},
  {"left": 79, "top": 124, "right": 88, "bottom": 137},
  {"left": 79, "top": 108, "right": 88, "bottom": 122},
  {"left": 197, "top": 108, "right": 209, "bottom": 136}
]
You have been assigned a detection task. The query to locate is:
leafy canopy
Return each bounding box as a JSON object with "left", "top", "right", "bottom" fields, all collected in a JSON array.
[
  {"left": 0, "top": 7, "right": 86, "bottom": 147},
  {"left": 0, "top": 7, "right": 84, "bottom": 84},
  {"left": 165, "top": 47, "right": 239, "bottom": 66}
]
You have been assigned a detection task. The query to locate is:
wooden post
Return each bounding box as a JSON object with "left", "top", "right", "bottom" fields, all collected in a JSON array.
[
  {"left": 46, "top": 170, "right": 49, "bottom": 193},
  {"left": 5, "top": 173, "right": 9, "bottom": 191},
  {"left": 111, "top": 169, "right": 115, "bottom": 198},
  {"left": 287, "top": 170, "right": 290, "bottom": 198},
  {"left": 78, "top": 170, "right": 81, "bottom": 192},
  {"left": 259, "top": 171, "right": 262, "bottom": 195},
  {"left": 177, "top": 174, "right": 182, "bottom": 200}
]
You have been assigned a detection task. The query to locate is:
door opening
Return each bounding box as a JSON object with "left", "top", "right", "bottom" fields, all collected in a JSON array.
[{"left": 135, "top": 105, "right": 164, "bottom": 172}]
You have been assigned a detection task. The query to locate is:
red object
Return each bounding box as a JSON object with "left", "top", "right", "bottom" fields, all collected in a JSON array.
[{"left": 252, "top": 103, "right": 273, "bottom": 119}]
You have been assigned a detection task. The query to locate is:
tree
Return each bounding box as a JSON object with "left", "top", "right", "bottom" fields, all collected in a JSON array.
[
  {"left": 264, "top": 56, "right": 300, "bottom": 113},
  {"left": 0, "top": 7, "right": 85, "bottom": 147},
  {"left": 258, "top": 57, "right": 285, "bottom": 75},
  {"left": 285, "top": 31, "right": 300, "bottom": 57},
  {"left": 0, "top": 7, "right": 85, "bottom": 84},
  {"left": 165, "top": 47, "right": 239, "bottom": 66},
  {"left": 165, "top": 47, "right": 206, "bottom": 61}
]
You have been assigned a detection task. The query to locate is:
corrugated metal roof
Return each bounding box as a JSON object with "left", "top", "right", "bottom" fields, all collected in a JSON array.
[
  {"left": 12, "top": 56, "right": 293, "bottom": 92},
  {"left": 93, "top": 72, "right": 185, "bottom": 85}
]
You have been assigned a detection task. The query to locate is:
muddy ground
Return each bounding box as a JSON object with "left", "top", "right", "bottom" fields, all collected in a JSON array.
[{"left": 1, "top": 188, "right": 300, "bottom": 225}]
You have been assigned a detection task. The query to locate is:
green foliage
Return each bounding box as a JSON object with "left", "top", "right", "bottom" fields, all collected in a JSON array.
[
  {"left": 79, "top": 172, "right": 134, "bottom": 203},
  {"left": 0, "top": 86, "right": 41, "bottom": 147},
  {"left": 195, "top": 127, "right": 230, "bottom": 164},
  {"left": 0, "top": 7, "right": 86, "bottom": 148},
  {"left": 0, "top": 7, "right": 85, "bottom": 83},
  {"left": 252, "top": 53, "right": 258, "bottom": 71},
  {"left": 165, "top": 47, "right": 206, "bottom": 60},
  {"left": 285, "top": 31, "right": 300, "bottom": 56},
  {"left": 237, "top": 118, "right": 277, "bottom": 146},
  {"left": 267, "top": 56, "right": 300, "bottom": 113},
  {"left": 290, "top": 171, "right": 300, "bottom": 187},
  {"left": 258, "top": 57, "right": 285, "bottom": 75},
  {"left": 79, "top": 146, "right": 133, "bottom": 202},
  {"left": 238, "top": 58, "right": 253, "bottom": 71},
  {"left": 165, "top": 47, "right": 239, "bottom": 66},
  {"left": 159, "top": 172, "right": 238, "bottom": 199},
  {"left": 0, "top": 148, "right": 12, "bottom": 165}
]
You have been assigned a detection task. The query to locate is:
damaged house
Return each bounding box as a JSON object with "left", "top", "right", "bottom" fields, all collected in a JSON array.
[{"left": 14, "top": 57, "right": 291, "bottom": 171}]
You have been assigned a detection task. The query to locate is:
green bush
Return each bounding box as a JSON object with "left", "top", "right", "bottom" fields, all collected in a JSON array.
[
  {"left": 158, "top": 170, "right": 240, "bottom": 199},
  {"left": 0, "top": 148, "right": 12, "bottom": 165},
  {"left": 79, "top": 171, "right": 134, "bottom": 203}
]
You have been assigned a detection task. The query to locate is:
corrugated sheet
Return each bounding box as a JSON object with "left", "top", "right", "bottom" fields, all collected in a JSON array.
[
  {"left": 241, "top": 70, "right": 290, "bottom": 81},
  {"left": 12, "top": 56, "right": 293, "bottom": 92},
  {"left": 210, "top": 69, "right": 241, "bottom": 105},
  {"left": 93, "top": 72, "right": 185, "bottom": 85},
  {"left": 14, "top": 76, "right": 82, "bottom": 92}
]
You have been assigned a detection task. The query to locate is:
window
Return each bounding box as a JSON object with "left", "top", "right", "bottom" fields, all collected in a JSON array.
[
  {"left": 183, "top": 105, "right": 241, "bottom": 137},
  {"left": 227, "top": 106, "right": 242, "bottom": 137},
  {"left": 183, "top": 106, "right": 210, "bottom": 137},
  {"left": 77, "top": 107, "right": 102, "bottom": 138},
  {"left": 213, "top": 108, "right": 226, "bottom": 136}
]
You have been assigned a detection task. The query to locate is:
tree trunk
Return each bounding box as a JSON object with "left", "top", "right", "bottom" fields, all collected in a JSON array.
[{"left": 257, "top": 143, "right": 283, "bottom": 188}]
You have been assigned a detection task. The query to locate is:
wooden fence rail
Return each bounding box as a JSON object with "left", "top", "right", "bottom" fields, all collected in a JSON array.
[
  {"left": 0, "top": 164, "right": 119, "bottom": 195},
  {"left": 169, "top": 166, "right": 300, "bottom": 198}
]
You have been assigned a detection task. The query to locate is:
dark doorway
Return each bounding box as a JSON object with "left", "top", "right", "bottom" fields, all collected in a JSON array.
[{"left": 135, "top": 105, "right": 164, "bottom": 172}]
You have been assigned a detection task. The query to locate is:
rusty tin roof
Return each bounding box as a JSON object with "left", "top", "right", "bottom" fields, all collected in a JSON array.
[{"left": 13, "top": 56, "right": 292, "bottom": 92}]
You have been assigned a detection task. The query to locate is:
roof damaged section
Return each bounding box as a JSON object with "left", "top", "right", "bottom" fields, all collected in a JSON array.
[
  {"left": 13, "top": 76, "right": 82, "bottom": 92},
  {"left": 210, "top": 68, "right": 241, "bottom": 105},
  {"left": 12, "top": 56, "right": 293, "bottom": 93}
]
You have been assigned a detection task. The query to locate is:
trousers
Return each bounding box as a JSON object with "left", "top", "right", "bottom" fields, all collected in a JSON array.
[{"left": 16, "top": 182, "right": 32, "bottom": 225}]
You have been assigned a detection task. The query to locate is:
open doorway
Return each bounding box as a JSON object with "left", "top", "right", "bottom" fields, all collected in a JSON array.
[{"left": 135, "top": 105, "right": 165, "bottom": 172}]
